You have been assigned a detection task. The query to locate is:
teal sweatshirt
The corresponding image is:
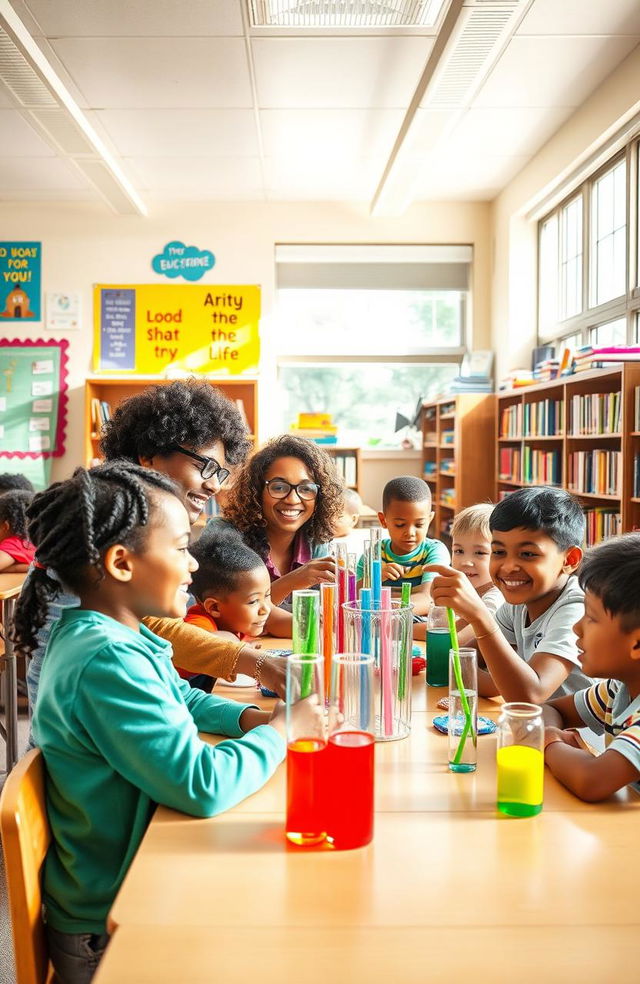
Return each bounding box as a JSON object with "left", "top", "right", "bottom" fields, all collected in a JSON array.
[{"left": 33, "top": 608, "right": 285, "bottom": 934}]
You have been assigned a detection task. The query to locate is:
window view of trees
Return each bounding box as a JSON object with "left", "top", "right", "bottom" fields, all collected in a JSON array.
[{"left": 279, "top": 363, "right": 458, "bottom": 445}]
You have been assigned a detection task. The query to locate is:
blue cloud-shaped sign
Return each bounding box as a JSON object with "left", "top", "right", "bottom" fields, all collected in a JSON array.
[{"left": 152, "top": 241, "right": 215, "bottom": 282}]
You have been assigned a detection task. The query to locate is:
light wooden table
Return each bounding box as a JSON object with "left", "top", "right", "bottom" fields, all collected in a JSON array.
[
  {"left": 98, "top": 642, "right": 640, "bottom": 982},
  {"left": 0, "top": 572, "right": 27, "bottom": 773}
]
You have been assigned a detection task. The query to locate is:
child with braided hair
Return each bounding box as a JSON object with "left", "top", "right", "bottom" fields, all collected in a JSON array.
[{"left": 14, "top": 461, "right": 321, "bottom": 984}]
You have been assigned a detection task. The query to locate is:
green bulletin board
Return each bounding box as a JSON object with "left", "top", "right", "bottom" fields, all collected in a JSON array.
[{"left": 0, "top": 339, "right": 69, "bottom": 489}]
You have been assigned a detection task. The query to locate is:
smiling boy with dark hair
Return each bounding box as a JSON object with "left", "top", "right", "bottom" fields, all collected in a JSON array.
[
  {"left": 543, "top": 533, "right": 640, "bottom": 801},
  {"left": 427, "top": 486, "right": 591, "bottom": 702}
]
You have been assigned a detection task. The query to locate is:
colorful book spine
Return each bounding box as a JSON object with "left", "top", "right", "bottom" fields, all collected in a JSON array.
[{"left": 567, "top": 450, "right": 621, "bottom": 496}]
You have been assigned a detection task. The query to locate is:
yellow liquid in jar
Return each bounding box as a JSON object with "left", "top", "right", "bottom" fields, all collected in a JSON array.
[{"left": 497, "top": 744, "right": 543, "bottom": 817}]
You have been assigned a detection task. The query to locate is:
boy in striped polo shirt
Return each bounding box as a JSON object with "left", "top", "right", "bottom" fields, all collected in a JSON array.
[
  {"left": 543, "top": 533, "right": 640, "bottom": 801},
  {"left": 357, "top": 475, "right": 449, "bottom": 617}
]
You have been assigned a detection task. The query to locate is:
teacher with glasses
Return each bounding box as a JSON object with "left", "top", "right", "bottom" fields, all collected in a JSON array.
[
  {"left": 26, "top": 380, "right": 288, "bottom": 725},
  {"left": 219, "top": 434, "right": 342, "bottom": 609}
]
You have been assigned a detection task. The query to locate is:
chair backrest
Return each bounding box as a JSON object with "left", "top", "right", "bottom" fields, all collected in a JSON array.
[{"left": 0, "top": 748, "right": 51, "bottom": 984}]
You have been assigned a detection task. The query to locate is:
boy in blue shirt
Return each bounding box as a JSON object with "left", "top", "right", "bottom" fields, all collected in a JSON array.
[
  {"left": 543, "top": 534, "right": 640, "bottom": 801},
  {"left": 427, "top": 486, "right": 591, "bottom": 702},
  {"left": 358, "top": 476, "right": 449, "bottom": 617}
]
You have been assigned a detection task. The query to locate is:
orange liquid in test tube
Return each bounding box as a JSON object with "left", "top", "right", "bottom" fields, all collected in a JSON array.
[{"left": 321, "top": 582, "right": 335, "bottom": 696}]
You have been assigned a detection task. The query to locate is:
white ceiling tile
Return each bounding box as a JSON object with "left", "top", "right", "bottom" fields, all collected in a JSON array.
[
  {"left": 49, "top": 38, "right": 253, "bottom": 108},
  {"left": 259, "top": 109, "right": 403, "bottom": 161},
  {"left": 124, "top": 156, "right": 264, "bottom": 199},
  {"left": 518, "top": 0, "right": 640, "bottom": 37},
  {"left": 431, "top": 105, "right": 574, "bottom": 160},
  {"left": 411, "top": 154, "right": 530, "bottom": 200},
  {"left": 94, "top": 109, "right": 260, "bottom": 157},
  {"left": 0, "top": 157, "right": 90, "bottom": 190},
  {"left": 252, "top": 37, "right": 434, "bottom": 108},
  {"left": 0, "top": 111, "right": 57, "bottom": 156},
  {"left": 25, "top": 0, "right": 244, "bottom": 37},
  {"left": 263, "top": 156, "right": 384, "bottom": 200},
  {"left": 474, "top": 35, "right": 640, "bottom": 108}
]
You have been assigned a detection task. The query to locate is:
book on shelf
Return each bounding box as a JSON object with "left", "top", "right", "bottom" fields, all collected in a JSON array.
[
  {"left": 568, "top": 392, "right": 621, "bottom": 435},
  {"left": 567, "top": 449, "right": 621, "bottom": 496},
  {"left": 523, "top": 398, "right": 563, "bottom": 437},
  {"left": 583, "top": 507, "right": 621, "bottom": 547},
  {"left": 634, "top": 454, "right": 640, "bottom": 498},
  {"left": 499, "top": 369, "right": 536, "bottom": 390},
  {"left": 450, "top": 377, "right": 493, "bottom": 393},
  {"left": 572, "top": 345, "right": 640, "bottom": 371},
  {"left": 533, "top": 359, "right": 560, "bottom": 382},
  {"left": 332, "top": 451, "right": 357, "bottom": 487},
  {"left": 90, "top": 398, "right": 111, "bottom": 431}
]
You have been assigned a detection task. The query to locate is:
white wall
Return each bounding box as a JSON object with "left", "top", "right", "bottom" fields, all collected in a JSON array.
[
  {"left": 0, "top": 198, "right": 491, "bottom": 481},
  {"left": 491, "top": 43, "right": 640, "bottom": 378}
]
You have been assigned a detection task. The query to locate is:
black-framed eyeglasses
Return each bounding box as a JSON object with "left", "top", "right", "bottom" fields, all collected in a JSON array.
[
  {"left": 170, "top": 445, "right": 230, "bottom": 484},
  {"left": 264, "top": 478, "right": 320, "bottom": 501}
]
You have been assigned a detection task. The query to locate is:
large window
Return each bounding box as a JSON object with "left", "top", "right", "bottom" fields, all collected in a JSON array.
[
  {"left": 591, "top": 159, "right": 626, "bottom": 307},
  {"left": 537, "top": 145, "right": 640, "bottom": 349},
  {"left": 274, "top": 245, "right": 470, "bottom": 445}
]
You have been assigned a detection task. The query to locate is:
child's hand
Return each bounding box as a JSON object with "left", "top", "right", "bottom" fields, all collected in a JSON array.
[
  {"left": 267, "top": 695, "right": 324, "bottom": 742},
  {"left": 259, "top": 655, "right": 287, "bottom": 698},
  {"left": 382, "top": 562, "right": 404, "bottom": 581},
  {"left": 297, "top": 557, "right": 336, "bottom": 588},
  {"left": 544, "top": 726, "right": 583, "bottom": 749},
  {"left": 423, "top": 563, "right": 486, "bottom": 623}
]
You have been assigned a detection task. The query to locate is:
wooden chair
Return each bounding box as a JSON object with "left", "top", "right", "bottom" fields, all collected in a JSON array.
[{"left": 0, "top": 748, "right": 53, "bottom": 984}]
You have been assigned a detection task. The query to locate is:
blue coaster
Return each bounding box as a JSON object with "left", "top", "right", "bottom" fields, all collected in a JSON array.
[{"left": 432, "top": 714, "right": 496, "bottom": 736}]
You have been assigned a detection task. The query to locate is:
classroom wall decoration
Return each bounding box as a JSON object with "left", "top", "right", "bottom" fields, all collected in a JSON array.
[
  {"left": 0, "top": 338, "right": 69, "bottom": 488},
  {"left": 151, "top": 241, "right": 215, "bottom": 282},
  {"left": 0, "top": 242, "right": 42, "bottom": 320},
  {"left": 93, "top": 284, "right": 260, "bottom": 375}
]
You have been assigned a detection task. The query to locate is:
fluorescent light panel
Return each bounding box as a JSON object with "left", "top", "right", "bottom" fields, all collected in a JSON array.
[{"left": 248, "top": 0, "right": 448, "bottom": 28}]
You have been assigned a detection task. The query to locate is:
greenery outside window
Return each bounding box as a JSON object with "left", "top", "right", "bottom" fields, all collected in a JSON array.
[{"left": 274, "top": 245, "right": 470, "bottom": 446}]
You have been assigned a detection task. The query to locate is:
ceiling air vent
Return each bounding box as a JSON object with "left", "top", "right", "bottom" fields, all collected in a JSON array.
[
  {"left": 248, "top": 0, "right": 448, "bottom": 28},
  {"left": 0, "top": 27, "right": 56, "bottom": 106},
  {"left": 424, "top": 1, "right": 521, "bottom": 109}
]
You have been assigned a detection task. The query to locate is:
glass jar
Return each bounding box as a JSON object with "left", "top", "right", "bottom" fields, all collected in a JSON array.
[
  {"left": 426, "top": 605, "right": 451, "bottom": 687},
  {"left": 496, "top": 702, "right": 544, "bottom": 817}
]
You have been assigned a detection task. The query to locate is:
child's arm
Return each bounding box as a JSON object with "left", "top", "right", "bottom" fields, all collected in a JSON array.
[
  {"left": 78, "top": 645, "right": 287, "bottom": 819},
  {"left": 144, "top": 616, "right": 286, "bottom": 697},
  {"left": 425, "top": 564, "right": 576, "bottom": 703},
  {"left": 408, "top": 580, "right": 432, "bottom": 617},
  {"left": 544, "top": 741, "right": 640, "bottom": 802},
  {"left": 264, "top": 604, "right": 292, "bottom": 637},
  {"left": 269, "top": 556, "right": 335, "bottom": 606},
  {"left": 0, "top": 550, "right": 28, "bottom": 572}
]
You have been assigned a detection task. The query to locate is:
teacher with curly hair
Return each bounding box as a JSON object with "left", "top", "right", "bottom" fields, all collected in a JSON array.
[{"left": 218, "top": 434, "right": 343, "bottom": 609}]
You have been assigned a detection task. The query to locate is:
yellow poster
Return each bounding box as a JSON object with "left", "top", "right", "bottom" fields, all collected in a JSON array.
[{"left": 93, "top": 284, "right": 260, "bottom": 375}]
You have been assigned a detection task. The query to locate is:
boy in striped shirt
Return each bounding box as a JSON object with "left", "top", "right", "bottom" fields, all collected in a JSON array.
[{"left": 543, "top": 533, "right": 640, "bottom": 801}]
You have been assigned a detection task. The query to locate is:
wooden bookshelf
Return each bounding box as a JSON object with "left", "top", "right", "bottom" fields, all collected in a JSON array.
[
  {"left": 496, "top": 364, "right": 640, "bottom": 545},
  {"left": 85, "top": 376, "right": 259, "bottom": 467},
  {"left": 323, "top": 446, "right": 361, "bottom": 494},
  {"left": 421, "top": 393, "right": 496, "bottom": 543}
]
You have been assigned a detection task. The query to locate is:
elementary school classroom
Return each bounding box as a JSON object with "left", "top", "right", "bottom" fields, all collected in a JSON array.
[{"left": 1, "top": 3, "right": 640, "bottom": 982}]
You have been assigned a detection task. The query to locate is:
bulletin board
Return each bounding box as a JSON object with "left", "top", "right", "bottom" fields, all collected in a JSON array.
[
  {"left": 92, "top": 284, "right": 260, "bottom": 375},
  {"left": 0, "top": 338, "right": 69, "bottom": 465}
]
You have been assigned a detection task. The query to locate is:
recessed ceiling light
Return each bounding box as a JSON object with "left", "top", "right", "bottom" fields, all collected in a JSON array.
[{"left": 248, "top": 0, "right": 448, "bottom": 28}]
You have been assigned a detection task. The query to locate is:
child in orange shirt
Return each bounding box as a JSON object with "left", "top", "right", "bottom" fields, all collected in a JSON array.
[{"left": 179, "top": 526, "right": 272, "bottom": 691}]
